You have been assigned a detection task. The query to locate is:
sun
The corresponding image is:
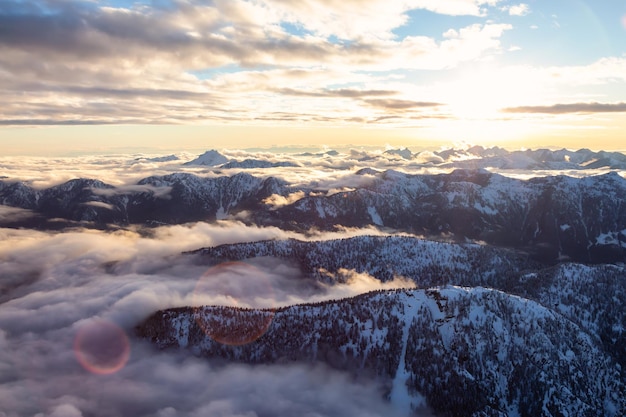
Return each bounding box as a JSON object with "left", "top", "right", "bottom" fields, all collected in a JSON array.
[{"left": 439, "top": 64, "right": 545, "bottom": 120}]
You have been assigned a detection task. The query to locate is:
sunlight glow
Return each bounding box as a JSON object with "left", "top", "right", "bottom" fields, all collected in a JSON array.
[{"left": 440, "top": 66, "right": 544, "bottom": 120}]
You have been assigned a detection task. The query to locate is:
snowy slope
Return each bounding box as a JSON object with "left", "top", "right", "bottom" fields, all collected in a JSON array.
[{"left": 138, "top": 286, "right": 625, "bottom": 417}]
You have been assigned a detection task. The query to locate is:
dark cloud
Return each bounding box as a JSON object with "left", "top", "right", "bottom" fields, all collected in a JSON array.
[
  {"left": 502, "top": 102, "right": 626, "bottom": 114},
  {"left": 364, "top": 99, "right": 443, "bottom": 110},
  {"left": 275, "top": 87, "right": 397, "bottom": 98},
  {"left": 0, "top": 119, "right": 145, "bottom": 126},
  {"left": 0, "top": 1, "right": 353, "bottom": 68}
]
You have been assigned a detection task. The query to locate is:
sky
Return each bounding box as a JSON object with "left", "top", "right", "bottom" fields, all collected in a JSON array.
[{"left": 1, "top": 0, "right": 626, "bottom": 154}]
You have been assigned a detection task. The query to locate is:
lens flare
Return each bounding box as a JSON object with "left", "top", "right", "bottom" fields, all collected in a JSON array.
[
  {"left": 74, "top": 320, "right": 130, "bottom": 375},
  {"left": 622, "top": 15, "right": 626, "bottom": 29},
  {"left": 192, "top": 261, "right": 276, "bottom": 346}
]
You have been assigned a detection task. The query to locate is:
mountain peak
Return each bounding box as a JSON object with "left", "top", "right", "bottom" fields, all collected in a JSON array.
[
  {"left": 384, "top": 148, "right": 413, "bottom": 160},
  {"left": 184, "top": 150, "right": 229, "bottom": 166}
]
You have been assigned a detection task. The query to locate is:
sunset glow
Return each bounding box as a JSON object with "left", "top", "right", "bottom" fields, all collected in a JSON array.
[{"left": 1, "top": 1, "right": 625, "bottom": 153}]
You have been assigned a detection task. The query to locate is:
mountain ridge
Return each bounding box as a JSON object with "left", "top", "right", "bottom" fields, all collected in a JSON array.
[
  {"left": 2, "top": 168, "right": 625, "bottom": 263},
  {"left": 137, "top": 284, "right": 625, "bottom": 417}
]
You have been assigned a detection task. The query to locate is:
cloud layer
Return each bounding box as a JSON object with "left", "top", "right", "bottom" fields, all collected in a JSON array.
[
  {"left": 0, "top": 220, "right": 418, "bottom": 417},
  {"left": 503, "top": 102, "right": 626, "bottom": 114},
  {"left": 0, "top": 0, "right": 529, "bottom": 127}
]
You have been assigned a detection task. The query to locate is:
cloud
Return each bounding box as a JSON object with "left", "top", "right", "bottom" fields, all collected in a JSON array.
[
  {"left": 410, "top": 0, "right": 502, "bottom": 17},
  {"left": 81, "top": 201, "right": 116, "bottom": 210},
  {"left": 91, "top": 184, "right": 173, "bottom": 199},
  {"left": 414, "top": 151, "right": 445, "bottom": 164},
  {"left": 504, "top": 3, "right": 530, "bottom": 16},
  {"left": 0, "top": 205, "right": 37, "bottom": 223},
  {"left": 262, "top": 191, "right": 307, "bottom": 208},
  {"left": 364, "top": 99, "right": 442, "bottom": 111},
  {"left": 317, "top": 268, "right": 416, "bottom": 300},
  {"left": 274, "top": 87, "right": 397, "bottom": 98},
  {"left": 0, "top": 0, "right": 512, "bottom": 127},
  {"left": 502, "top": 102, "right": 626, "bottom": 114},
  {"left": 0, "top": 219, "right": 420, "bottom": 417}
]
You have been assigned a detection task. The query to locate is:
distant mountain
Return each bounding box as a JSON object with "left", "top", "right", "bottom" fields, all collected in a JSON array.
[
  {"left": 135, "top": 155, "right": 180, "bottom": 163},
  {"left": 138, "top": 278, "right": 625, "bottom": 417},
  {"left": 297, "top": 150, "right": 339, "bottom": 157},
  {"left": 183, "top": 150, "right": 229, "bottom": 166},
  {"left": 182, "top": 150, "right": 300, "bottom": 169},
  {"left": 384, "top": 148, "right": 413, "bottom": 160},
  {"left": 430, "top": 147, "right": 626, "bottom": 170}
]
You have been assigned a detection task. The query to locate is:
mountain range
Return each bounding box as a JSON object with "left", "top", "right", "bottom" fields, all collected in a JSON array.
[
  {"left": 1, "top": 149, "right": 625, "bottom": 263},
  {"left": 3, "top": 147, "right": 626, "bottom": 416},
  {"left": 138, "top": 238, "right": 626, "bottom": 416}
]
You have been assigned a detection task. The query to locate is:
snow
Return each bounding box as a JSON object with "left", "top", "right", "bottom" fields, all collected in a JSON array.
[
  {"left": 595, "top": 232, "right": 618, "bottom": 245},
  {"left": 315, "top": 200, "right": 326, "bottom": 219},
  {"left": 390, "top": 292, "right": 426, "bottom": 416},
  {"left": 216, "top": 206, "right": 227, "bottom": 220},
  {"left": 185, "top": 150, "right": 228, "bottom": 166},
  {"left": 367, "top": 206, "right": 383, "bottom": 226},
  {"left": 474, "top": 201, "right": 498, "bottom": 215}
]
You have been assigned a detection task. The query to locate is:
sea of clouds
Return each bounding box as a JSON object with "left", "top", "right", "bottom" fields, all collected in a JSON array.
[
  {"left": 1, "top": 147, "right": 623, "bottom": 416},
  {"left": 0, "top": 219, "right": 417, "bottom": 417}
]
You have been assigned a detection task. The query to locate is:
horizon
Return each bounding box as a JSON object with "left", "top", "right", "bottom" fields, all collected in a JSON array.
[{"left": 4, "top": 137, "right": 626, "bottom": 158}]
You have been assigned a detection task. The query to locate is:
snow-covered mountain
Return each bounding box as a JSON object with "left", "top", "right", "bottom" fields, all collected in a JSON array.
[
  {"left": 256, "top": 170, "right": 626, "bottom": 263},
  {"left": 1, "top": 167, "right": 625, "bottom": 262},
  {"left": 189, "top": 235, "right": 537, "bottom": 287},
  {"left": 4, "top": 147, "right": 625, "bottom": 417},
  {"left": 138, "top": 282, "right": 625, "bottom": 417},
  {"left": 137, "top": 234, "right": 625, "bottom": 416},
  {"left": 183, "top": 150, "right": 230, "bottom": 166},
  {"left": 430, "top": 146, "right": 626, "bottom": 170},
  {"left": 0, "top": 173, "right": 287, "bottom": 225},
  {"left": 182, "top": 150, "right": 299, "bottom": 169},
  {"left": 189, "top": 235, "right": 625, "bottom": 364},
  {"left": 135, "top": 154, "right": 180, "bottom": 163}
]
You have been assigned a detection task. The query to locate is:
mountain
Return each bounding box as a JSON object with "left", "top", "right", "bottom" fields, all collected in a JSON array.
[
  {"left": 1, "top": 168, "right": 625, "bottom": 262},
  {"left": 188, "top": 235, "right": 626, "bottom": 368},
  {"left": 384, "top": 148, "right": 414, "bottom": 160},
  {"left": 137, "top": 282, "right": 625, "bottom": 417},
  {"left": 138, "top": 234, "right": 626, "bottom": 416},
  {"left": 0, "top": 173, "right": 288, "bottom": 226},
  {"left": 431, "top": 147, "right": 626, "bottom": 170},
  {"left": 134, "top": 155, "right": 180, "bottom": 163},
  {"left": 255, "top": 170, "right": 626, "bottom": 263},
  {"left": 130, "top": 172, "right": 286, "bottom": 222},
  {"left": 183, "top": 150, "right": 229, "bottom": 166},
  {"left": 189, "top": 235, "right": 538, "bottom": 287}
]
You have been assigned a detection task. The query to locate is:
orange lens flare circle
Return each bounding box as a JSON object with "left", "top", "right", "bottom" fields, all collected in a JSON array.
[
  {"left": 73, "top": 320, "right": 130, "bottom": 375},
  {"left": 192, "top": 261, "right": 276, "bottom": 346}
]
